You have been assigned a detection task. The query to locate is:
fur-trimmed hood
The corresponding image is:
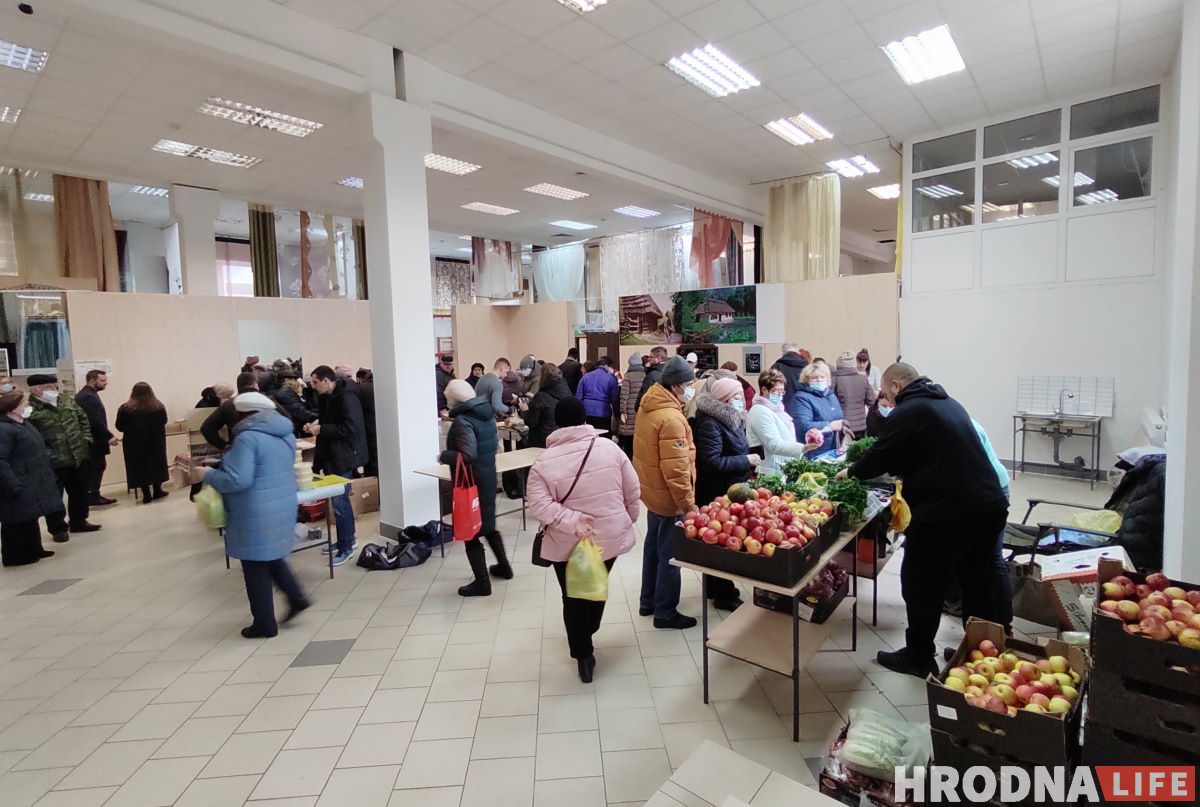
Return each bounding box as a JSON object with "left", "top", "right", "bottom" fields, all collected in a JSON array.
[{"left": 695, "top": 392, "right": 747, "bottom": 431}]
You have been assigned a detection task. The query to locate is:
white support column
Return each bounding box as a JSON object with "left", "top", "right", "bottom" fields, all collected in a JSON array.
[
  {"left": 168, "top": 185, "right": 220, "bottom": 296},
  {"left": 1164, "top": 0, "right": 1200, "bottom": 579},
  {"left": 361, "top": 92, "right": 440, "bottom": 536}
]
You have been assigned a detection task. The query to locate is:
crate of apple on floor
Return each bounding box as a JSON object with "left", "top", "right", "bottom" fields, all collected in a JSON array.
[
  {"left": 927, "top": 619, "right": 1087, "bottom": 769},
  {"left": 673, "top": 483, "right": 842, "bottom": 587}
]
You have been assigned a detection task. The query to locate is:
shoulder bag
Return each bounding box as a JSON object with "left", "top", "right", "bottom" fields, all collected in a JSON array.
[{"left": 531, "top": 438, "right": 595, "bottom": 567}]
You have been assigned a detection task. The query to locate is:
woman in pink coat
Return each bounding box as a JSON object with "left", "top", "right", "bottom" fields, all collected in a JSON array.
[{"left": 526, "top": 397, "right": 641, "bottom": 683}]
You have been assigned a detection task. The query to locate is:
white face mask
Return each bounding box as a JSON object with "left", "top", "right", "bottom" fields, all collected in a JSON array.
[
  {"left": 40, "top": 390, "right": 60, "bottom": 407},
  {"left": 0, "top": 383, "right": 14, "bottom": 393},
  {"left": 19, "top": 405, "right": 32, "bottom": 419},
  {"left": 730, "top": 397, "right": 745, "bottom": 411},
  {"left": 680, "top": 386, "right": 695, "bottom": 402},
  {"left": 519, "top": 368, "right": 532, "bottom": 378}
]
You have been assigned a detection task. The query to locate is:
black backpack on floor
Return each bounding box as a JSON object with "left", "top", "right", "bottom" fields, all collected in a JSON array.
[{"left": 357, "top": 540, "right": 431, "bottom": 571}]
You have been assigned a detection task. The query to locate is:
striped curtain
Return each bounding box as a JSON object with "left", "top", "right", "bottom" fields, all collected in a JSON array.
[
  {"left": 353, "top": 219, "right": 367, "bottom": 300},
  {"left": 249, "top": 203, "right": 279, "bottom": 297}
]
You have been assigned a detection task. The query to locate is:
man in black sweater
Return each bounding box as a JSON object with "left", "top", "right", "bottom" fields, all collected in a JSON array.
[
  {"left": 560, "top": 348, "right": 583, "bottom": 395},
  {"left": 635, "top": 346, "right": 669, "bottom": 411},
  {"left": 75, "top": 369, "right": 118, "bottom": 506},
  {"left": 842, "top": 363, "right": 1009, "bottom": 678},
  {"left": 307, "top": 365, "right": 368, "bottom": 566}
]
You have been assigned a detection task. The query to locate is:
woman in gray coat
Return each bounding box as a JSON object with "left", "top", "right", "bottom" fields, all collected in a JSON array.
[{"left": 0, "top": 391, "right": 61, "bottom": 566}]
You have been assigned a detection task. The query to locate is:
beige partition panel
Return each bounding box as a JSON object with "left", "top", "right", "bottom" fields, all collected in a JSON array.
[
  {"left": 65, "top": 291, "right": 372, "bottom": 487},
  {"left": 451, "top": 301, "right": 573, "bottom": 374}
]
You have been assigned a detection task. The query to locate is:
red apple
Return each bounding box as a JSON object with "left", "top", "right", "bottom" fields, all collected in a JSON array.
[
  {"left": 1135, "top": 583, "right": 1153, "bottom": 600},
  {"left": 1146, "top": 572, "right": 1171, "bottom": 591},
  {"left": 732, "top": 525, "right": 747, "bottom": 540},
  {"left": 1100, "top": 581, "right": 1126, "bottom": 600},
  {"left": 1166, "top": 619, "right": 1188, "bottom": 637},
  {"left": 725, "top": 536, "right": 743, "bottom": 552},
  {"left": 1179, "top": 627, "right": 1200, "bottom": 648},
  {"left": 716, "top": 533, "right": 729, "bottom": 547},
  {"left": 1142, "top": 604, "right": 1172, "bottom": 621},
  {"left": 1145, "top": 592, "right": 1172, "bottom": 609},
  {"left": 761, "top": 543, "right": 776, "bottom": 558},
  {"left": 1163, "top": 586, "right": 1187, "bottom": 601},
  {"left": 986, "top": 695, "right": 1008, "bottom": 715},
  {"left": 744, "top": 538, "right": 763, "bottom": 555},
  {"left": 700, "top": 528, "right": 719, "bottom": 544},
  {"left": 694, "top": 514, "right": 710, "bottom": 528},
  {"left": 778, "top": 509, "right": 793, "bottom": 526},
  {"left": 743, "top": 502, "right": 760, "bottom": 518},
  {"left": 1187, "top": 591, "right": 1200, "bottom": 608},
  {"left": 1029, "top": 693, "right": 1051, "bottom": 709},
  {"left": 721, "top": 521, "right": 735, "bottom": 536},
  {"left": 1140, "top": 616, "right": 1172, "bottom": 641},
  {"left": 729, "top": 502, "right": 744, "bottom": 517},
  {"left": 978, "top": 640, "right": 999, "bottom": 658},
  {"left": 1014, "top": 684, "right": 1033, "bottom": 703},
  {"left": 1115, "top": 600, "right": 1142, "bottom": 622},
  {"left": 765, "top": 527, "right": 784, "bottom": 545},
  {"left": 1098, "top": 600, "right": 1121, "bottom": 616},
  {"left": 756, "top": 487, "right": 771, "bottom": 500},
  {"left": 1111, "top": 575, "right": 1136, "bottom": 596},
  {"left": 784, "top": 525, "right": 801, "bottom": 541},
  {"left": 684, "top": 524, "right": 699, "bottom": 539},
  {"left": 750, "top": 526, "right": 766, "bottom": 542},
  {"left": 698, "top": 505, "right": 711, "bottom": 516}
]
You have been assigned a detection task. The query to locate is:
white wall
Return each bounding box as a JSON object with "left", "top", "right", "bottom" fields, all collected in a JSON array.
[
  {"left": 118, "top": 221, "right": 170, "bottom": 294},
  {"left": 900, "top": 85, "right": 1170, "bottom": 470}
]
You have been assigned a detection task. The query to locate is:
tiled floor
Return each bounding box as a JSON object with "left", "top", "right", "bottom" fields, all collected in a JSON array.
[{"left": 0, "top": 472, "right": 1108, "bottom": 806}]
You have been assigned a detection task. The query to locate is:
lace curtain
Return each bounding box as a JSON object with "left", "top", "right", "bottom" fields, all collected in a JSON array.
[
  {"left": 532, "top": 243, "right": 584, "bottom": 302},
  {"left": 764, "top": 173, "right": 841, "bottom": 282},
  {"left": 598, "top": 225, "right": 696, "bottom": 331},
  {"left": 472, "top": 237, "right": 520, "bottom": 299},
  {"left": 433, "top": 258, "right": 473, "bottom": 308}
]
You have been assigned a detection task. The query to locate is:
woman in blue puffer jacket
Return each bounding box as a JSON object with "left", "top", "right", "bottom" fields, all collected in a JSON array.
[
  {"left": 201, "top": 392, "right": 309, "bottom": 638},
  {"left": 788, "top": 362, "right": 846, "bottom": 456}
]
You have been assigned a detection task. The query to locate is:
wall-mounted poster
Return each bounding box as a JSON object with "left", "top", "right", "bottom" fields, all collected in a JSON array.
[
  {"left": 619, "top": 285, "right": 757, "bottom": 345},
  {"left": 743, "top": 346, "right": 762, "bottom": 374}
]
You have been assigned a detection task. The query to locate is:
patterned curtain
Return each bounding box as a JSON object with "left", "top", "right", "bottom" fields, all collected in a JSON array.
[
  {"left": 433, "top": 258, "right": 472, "bottom": 308},
  {"left": 597, "top": 225, "right": 695, "bottom": 331},
  {"left": 249, "top": 203, "right": 279, "bottom": 297},
  {"left": 471, "top": 238, "right": 520, "bottom": 299},
  {"left": 353, "top": 219, "right": 367, "bottom": 299}
]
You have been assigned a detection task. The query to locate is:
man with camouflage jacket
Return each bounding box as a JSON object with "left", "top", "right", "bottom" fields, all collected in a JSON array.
[{"left": 27, "top": 374, "right": 100, "bottom": 541}]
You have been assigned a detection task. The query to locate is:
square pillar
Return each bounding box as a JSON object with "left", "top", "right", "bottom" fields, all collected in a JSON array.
[
  {"left": 168, "top": 184, "right": 220, "bottom": 296},
  {"left": 361, "top": 92, "right": 440, "bottom": 535}
]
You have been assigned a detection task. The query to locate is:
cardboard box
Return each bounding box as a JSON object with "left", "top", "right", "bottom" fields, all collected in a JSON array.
[
  {"left": 350, "top": 476, "right": 380, "bottom": 516},
  {"left": 754, "top": 574, "right": 849, "bottom": 622},
  {"left": 1087, "top": 669, "right": 1200, "bottom": 756},
  {"left": 929, "top": 730, "right": 1045, "bottom": 807},
  {"left": 926, "top": 619, "right": 1087, "bottom": 769},
  {"left": 1010, "top": 545, "right": 1133, "bottom": 631},
  {"left": 1081, "top": 721, "right": 1200, "bottom": 767}
]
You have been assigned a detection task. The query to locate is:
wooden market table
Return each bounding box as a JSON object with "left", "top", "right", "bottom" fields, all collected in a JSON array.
[{"left": 672, "top": 508, "right": 889, "bottom": 742}]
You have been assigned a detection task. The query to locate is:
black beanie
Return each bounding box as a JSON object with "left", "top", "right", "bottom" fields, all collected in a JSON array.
[{"left": 555, "top": 396, "right": 586, "bottom": 427}]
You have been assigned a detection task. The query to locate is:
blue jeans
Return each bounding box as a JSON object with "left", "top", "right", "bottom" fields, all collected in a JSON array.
[
  {"left": 640, "top": 511, "right": 682, "bottom": 620},
  {"left": 332, "top": 488, "right": 356, "bottom": 553}
]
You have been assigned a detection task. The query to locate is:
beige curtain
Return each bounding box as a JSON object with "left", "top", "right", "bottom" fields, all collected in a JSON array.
[
  {"left": 52, "top": 174, "right": 120, "bottom": 291},
  {"left": 764, "top": 173, "right": 841, "bottom": 282}
]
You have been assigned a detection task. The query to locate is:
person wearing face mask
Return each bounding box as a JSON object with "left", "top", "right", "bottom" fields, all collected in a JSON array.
[
  {"left": 517, "top": 354, "right": 540, "bottom": 400},
  {"left": 27, "top": 374, "right": 99, "bottom": 541},
  {"left": 633, "top": 356, "right": 698, "bottom": 630},
  {"left": 435, "top": 353, "right": 456, "bottom": 414},
  {"left": 748, "top": 370, "right": 824, "bottom": 476},
  {"left": 789, "top": 362, "right": 845, "bottom": 456},
  {"left": 840, "top": 363, "right": 1009, "bottom": 678},
  {"left": 576, "top": 355, "right": 620, "bottom": 433},
  {"left": 0, "top": 391, "right": 61, "bottom": 566}
]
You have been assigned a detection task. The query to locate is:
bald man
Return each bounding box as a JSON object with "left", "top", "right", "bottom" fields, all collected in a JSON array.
[{"left": 843, "top": 363, "right": 1009, "bottom": 678}]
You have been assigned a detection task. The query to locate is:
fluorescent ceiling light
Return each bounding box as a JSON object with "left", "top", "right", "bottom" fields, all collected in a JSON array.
[
  {"left": 614, "top": 205, "right": 660, "bottom": 218},
  {"left": 1042, "top": 172, "right": 1093, "bottom": 188},
  {"left": 0, "top": 39, "right": 48, "bottom": 73},
  {"left": 23, "top": 192, "right": 53, "bottom": 202},
  {"left": 338, "top": 176, "right": 364, "bottom": 189},
  {"left": 1007, "top": 152, "right": 1058, "bottom": 169},
  {"left": 131, "top": 185, "right": 169, "bottom": 197},
  {"left": 867, "top": 183, "right": 901, "bottom": 200},
  {"left": 215, "top": 216, "right": 243, "bottom": 225},
  {"left": 525, "top": 182, "right": 588, "bottom": 201},
  {"left": 826, "top": 155, "right": 880, "bottom": 179},
  {"left": 556, "top": 0, "right": 609, "bottom": 13},
  {"left": 152, "top": 139, "right": 261, "bottom": 168},
  {"left": 763, "top": 113, "right": 834, "bottom": 146},
  {"left": 881, "top": 24, "right": 965, "bottom": 85},
  {"left": 978, "top": 202, "right": 1003, "bottom": 213},
  {"left": 198, "top": 97, "right": 323, "bottom": 138},
  {"left": 666, "top": 44, "right": 760, "bottom": 98},
  {"left": 426, "top": 153, "right": 481, "bottom": 175},
  {"left": 457, "top": 247, "right": 472, "bottom": 253},
  {"left": 458, "top": 235, "right": 472, "bottom": 240},
  {"left": 550, "top": 220, "right": 597, "bottom": 231},
  {"left": 1078, "top": 189, "right": 1119, "bottom": 205},
  {"left": 0, "top": 166, "right": 37, "bottom": 177},
  {"left": 462, "top": 202, "right": 519, "bottom": 216},
  {"left": 915, "top": 184, "right": 963, "bottom": 199},
  {"left": 0, "top": 106, "right": 20, "bottom": 124}
]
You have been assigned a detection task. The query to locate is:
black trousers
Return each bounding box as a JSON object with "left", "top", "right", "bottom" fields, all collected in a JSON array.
[
  {"left": 1, "top": 519, "right": 45, "bottom": 566},
  {"left": 618, "top": 434, "right": 634, "bottom": 458},
  {"left": 241, "top": 558, "right": 307, "bottom": 635},
  {"left": 45, "top": 463, "right": 90, "bottom": 534},
  {"left": 585, "top": 415, "right": 611, "bottom": 434},
  {"left": 87, "top": 446, "right": 107, "bottom": 496},
  {"left": 705, "top": 576, "right": 739, "bottom": 602},
  {"left": 553, "top": 557, "right": 616, "bottom": 659},
  {"left": 900, "top": 508, "right": 1010, "bottom": 658}
]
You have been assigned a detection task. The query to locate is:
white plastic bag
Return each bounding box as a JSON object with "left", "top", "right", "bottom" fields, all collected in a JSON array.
[{"left": 836, "top": 708, "right": 931, "bottom": 783}]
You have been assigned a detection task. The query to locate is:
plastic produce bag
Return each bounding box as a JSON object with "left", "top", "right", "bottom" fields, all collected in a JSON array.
[
  {"left": 194, "top": 484, "right": 226, "bottom": 530},
  {"left": 1069, "top": 509, "right": 1122, "bottom": 534},
  {"left": 890, "top": 480, "right": 911, "bottom": 533},
  {"left": 836, "top": 708, "right": 931, "bottom": 783},
  {"left": 565, "top": 539, "right": 608, "bottom": 602}
]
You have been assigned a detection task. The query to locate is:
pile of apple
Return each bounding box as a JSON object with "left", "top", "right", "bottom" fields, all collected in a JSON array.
[
  {"left": 943, "top": 639, "right": 1082, "bottom": 718},
  {"left": 682, "top": 487, "right": 835, "bottom": 557},
  {"left": 1096, "top": 572, "right": 1200, "bottom": 648}
]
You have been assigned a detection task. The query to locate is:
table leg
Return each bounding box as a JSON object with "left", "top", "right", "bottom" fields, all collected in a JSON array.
[
  {"left": 851, "top": 571, "right": 859, "bottom": 653},
  {"left": 871, "top": 525, "right": 879, "bottom": 627},
  {"left": 521, "top": 469, "right": 528, "bottom": 531},
  {"left": 792, "top": 593, "right": 801, "bottom": 743},
  {"left": 326, "top": 501, "right": 334, "bottom": 579},
  {"left": 222, "top": 528, "right": 229, "bottom": 570},
  {"left": 701, "top": 574, "right": 710, "bottom": 705}
]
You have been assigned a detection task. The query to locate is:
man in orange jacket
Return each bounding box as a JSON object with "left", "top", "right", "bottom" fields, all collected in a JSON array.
[{"left": 633, "top": 356, "right": 698, "bottom": 629}]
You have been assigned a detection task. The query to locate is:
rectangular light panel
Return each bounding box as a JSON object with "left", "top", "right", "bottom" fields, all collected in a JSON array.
[
  {"left": 0, "top": 166, "right": 37, "bottom": 177},
  {"left": 882, "top": 24, "right": 965, "bottom": 85},
  {"left": 426, "top": 153, "right": 481, "bottom": 175},
  {"left": 556, "top": 0, "right": 609, "bottom": 12},
  {"left": 525, "top": 182, "right": 588, "bottom": 200},
  {"left": 916, "top": 184, "right": 963, "bottom": 199},
  {"left": 550, "top": 220, "right": 597, "bottom": 231},
  {"left": 827, "top": 155, "right": 880, "bottom": 178},
  {"left": 198, "top": 97, "right": 323, "bottom": 138},
  {"left": 0, "top": 106, "right": 20, "bottom": 123},
  {"left": 1042, "top": 172, "right": 1094, "bottom": 188},
  {"left": 867, "top": 183, "right": 901, "bottom": 200},
  {"left": 0, "top": 39, "right": 48, "bottom": 73},
  {"left": 23, "top": 192, "right": 53, "bottom": 202},
  {"left": 131, "top": 185, "right": 169, "bottom": 197},
  {"left": 614, "top": 205, "right": 660, "bottom": 218},
  {"left": 666, "top": 44, "right": 760, "bottom": 98},
  {"left": 1007, "top": 152, "right": 1058, "bottom": 169},
  {"left": 462, "top": 202, "right": 519, "bottom": 216},
  {"left": 338, "top": 176, "right": 364, "bottom": 189},
  {"left": 764, "top": 113, "right": 834, "bottom": 146},
  {"left": 1078, "top": 189, "right": 1119, "bottom": 205},
  {"left": 151, "top": 139, "right": 261, "bottom": 168}
]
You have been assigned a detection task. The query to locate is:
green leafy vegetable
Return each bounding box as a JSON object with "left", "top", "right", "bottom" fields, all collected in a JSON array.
[
  {"left": 824, "top": 477, "right": 869, "bottom": 520},
  {"left": 845, "top": 437, "right": 877, "bottom": 464}
]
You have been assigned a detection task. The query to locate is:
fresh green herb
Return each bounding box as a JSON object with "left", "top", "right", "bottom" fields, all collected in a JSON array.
[
  {"left": 846, "top": 437, "right": 877, "bottom": 464},
  {"left": 781, "top": 458, "right": 834, "bottom": 480},
  {"left": 755, "top": 474, "right": 789, "bottom": 495},
  {"left": 824, "top": 477, "right": 869, "bottom": 520}
]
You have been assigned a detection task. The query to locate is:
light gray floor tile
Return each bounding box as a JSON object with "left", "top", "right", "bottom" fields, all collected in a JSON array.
[
  {"left": 461, "top": 756, "right": 534, "bottom": 807},
  {"left": 252, "top": 747, "right": 337, "bottom": 800},
  {"left": 291, "top": 639, "right": 357, "bottom": 668},
  {"left": 392, "top": 739, "right": 472, "bottom": 790}
]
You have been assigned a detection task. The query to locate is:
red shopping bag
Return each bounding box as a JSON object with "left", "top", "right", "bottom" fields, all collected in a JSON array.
[{"left": 452, "top": 456, "right": 482, "bottom": 541}]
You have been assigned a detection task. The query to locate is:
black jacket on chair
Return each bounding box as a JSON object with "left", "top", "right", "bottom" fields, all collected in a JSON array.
[
  {"left": 1108, "top": 453, "right": 1166, "bottom": 572},
  {"left": 525, "top": 375, "right": 572, "bottom": 449},
  {"left": 0, "top": 419, "right": 62, "bottom": 523},
  {"left": 314, "top": 378, "right": 367, "bottom": 477},
  {"left": 439, "top": 395, "right": 499, "bottom": 534},
  {"left": 693, "top": 395, "right": 753, "bottom": 507}
]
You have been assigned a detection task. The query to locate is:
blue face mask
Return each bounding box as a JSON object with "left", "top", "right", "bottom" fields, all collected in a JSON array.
[
  {"left": 878, "top": 404, "right": 893, "bottom": 418},
  {"left": 809, "top": 381, "right": 829, "bottom": 393},
  {"left": 768, "top": 393, "right": 783, "bottom": 405}
]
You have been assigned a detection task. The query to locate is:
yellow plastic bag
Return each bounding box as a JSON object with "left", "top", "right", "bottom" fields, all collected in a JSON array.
[
  {"left": 1070, "top": 509, "right": 1122, "bottom": 534},
  {"left": 194, "top": 484, "right": 226, "bottom": 530},
  {"left": 565, "top": 539, "right": 608, "bottom": 602},
  {"left": 890, "top": 480, "right": 911, "bottom": 534}
]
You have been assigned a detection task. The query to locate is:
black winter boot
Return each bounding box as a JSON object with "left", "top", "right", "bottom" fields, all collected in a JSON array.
[
  {"left": 458, "top": 545, "right": 492, "bottom": 597},
  {"left": 485, "top": 532, "right": 514, "bottom": 580}
]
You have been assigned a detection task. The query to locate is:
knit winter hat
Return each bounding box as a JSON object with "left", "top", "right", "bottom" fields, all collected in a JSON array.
[
  {"left": 555, "top": 396, "right": 586, "bottom": 427},
  {"left": 234, "top": 392, "right": 276, "bottom": 413},
  {"left": 212, "top": 383, "right": 235, "bottom": 401},
  {"left": 710, "top": 377, "right": 742, "bottom": 403},
  {"left": 836, "top": 352, "right": 856, "bottom": 371},
  {"left": 444, "top": 379, "right": 475, "bottom": 407},
  {"left": 519, "top": 355, "right": 537, "bottom": 373},
  {"left": 627, "top": 354, "right": 643, "bottom": 371},
  {"left": 660, "top": 356, "right": 695, "bottom": 388}
]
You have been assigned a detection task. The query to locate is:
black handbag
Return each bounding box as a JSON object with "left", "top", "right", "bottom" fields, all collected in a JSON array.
[{"left": 531, "top": 438, "right": 595, "bottom": 568}]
